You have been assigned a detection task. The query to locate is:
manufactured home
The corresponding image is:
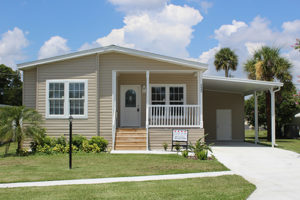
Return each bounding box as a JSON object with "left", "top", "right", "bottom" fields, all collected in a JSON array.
[{"left": 18, "top": 45, "right": 282, "bottom": 150}]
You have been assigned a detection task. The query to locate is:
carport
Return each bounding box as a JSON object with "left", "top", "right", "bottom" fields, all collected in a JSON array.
[{"left": 202, "top": 75, "right": 283, "bottom": 147}]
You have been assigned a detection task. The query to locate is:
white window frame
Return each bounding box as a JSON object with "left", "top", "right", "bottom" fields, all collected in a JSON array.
[
  {"left": 150, "top": 84, "right": 186, "bottom": 105},
  {"left": 46, "top": 79, "right": 88, "bottom": 119}
]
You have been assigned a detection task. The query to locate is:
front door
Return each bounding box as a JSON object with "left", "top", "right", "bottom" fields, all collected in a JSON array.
[
  {"left": 216, "top": 109, "right": 232, "bottom": 140},
  {"left": 120, "top": 85, "right": 141, "bottom": 127}
]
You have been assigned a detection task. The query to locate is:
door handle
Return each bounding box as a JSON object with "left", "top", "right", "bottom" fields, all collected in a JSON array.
[{"left": 137, "top": 108, "right": 140, "bottom": 112}]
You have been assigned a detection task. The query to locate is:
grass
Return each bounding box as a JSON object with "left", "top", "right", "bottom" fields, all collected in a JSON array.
[
  {"left": 0, "top": 144, "right": 227, "bottom": 183},
  {"left": 0, "top": 175, "right": 255, "bottom": 200},
  {"left": 245, "top": 129, "right": 300, "bottom": 153}
]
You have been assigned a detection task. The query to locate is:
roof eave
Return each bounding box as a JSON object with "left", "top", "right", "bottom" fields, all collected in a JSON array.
[{"left": 17, "top": 45, "right": 208, "bottom": 71}]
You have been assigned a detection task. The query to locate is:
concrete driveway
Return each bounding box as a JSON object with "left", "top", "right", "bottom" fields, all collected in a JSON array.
[{"left": 212, "top": 142, "right": 300, "bottom": 200}]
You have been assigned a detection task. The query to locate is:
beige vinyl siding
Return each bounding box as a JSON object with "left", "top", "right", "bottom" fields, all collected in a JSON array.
[
  {"left": 37, "top": 55, "right": 98, "bottom": 137},
  {"left": 99, "top": 53, "right": 199, "bottom": 146},
  {"left": 149, "top": 128, "right": 204, "bottom": 150},
  {"left": 23, "top": 68, "right": 37, "bottom": 109},
  {"left": 117, "top": 73, "right": 197, "bottom": 127},
  {"left": 203, "top": 90, "right": 244, "bottom": 141}
]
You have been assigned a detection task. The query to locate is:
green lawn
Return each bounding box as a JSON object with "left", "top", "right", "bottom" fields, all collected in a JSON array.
[
  {"left": 0, "top": 175, "right": 255, "bottom": 200},
  {"left": 245, "top": 129, "right": 300, "bottom": 153},
  {"left": 0, "top": 148, "right": 227, "bottom": 183}
]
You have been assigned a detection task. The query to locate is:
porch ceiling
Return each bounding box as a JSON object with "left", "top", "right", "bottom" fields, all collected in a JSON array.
[{"left": 203, "top": 75, "right": 283, "bottom": 96}]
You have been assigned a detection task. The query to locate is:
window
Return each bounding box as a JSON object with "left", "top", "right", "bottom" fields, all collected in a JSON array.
[
  {"left": 49, "top": 83, "right": 64, "bottom": 115},
  {"left": 46, "top": 80, "right": 88, "bottom": 118},
  {"left": 125, "top": 89, "right": 136, "bottom": 107},
  {"left": 150, "top": 85, "right": 185, "bottom": 105}
]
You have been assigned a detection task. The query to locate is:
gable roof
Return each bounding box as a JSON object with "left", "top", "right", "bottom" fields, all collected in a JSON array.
[{"left": 17, "top": 45, "right": 208, "bottom": 70}]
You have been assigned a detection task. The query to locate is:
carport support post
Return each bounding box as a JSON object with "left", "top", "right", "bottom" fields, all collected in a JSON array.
[
  {"left": 270, "top": 88, "right": 276, "bottom": 148},
  {"left": 197, "top": 71, "right": 203, "bottom": 128},
  {"left": 254, "top": 91, "right": 259, "bottom": 144}
]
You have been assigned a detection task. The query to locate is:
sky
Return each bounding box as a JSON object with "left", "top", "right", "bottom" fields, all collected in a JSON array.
[{"left": 1, "top": 0, "right": 300, "bottom": 87}]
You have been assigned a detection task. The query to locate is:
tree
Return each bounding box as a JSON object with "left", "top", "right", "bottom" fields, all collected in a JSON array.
[
  {"left": 0, "top": 64, "right": 22, "bottom": 106},
  {"left": 214, "top": 48, "right": 238, "bottom": 77},
  {"left": 244, "top": 46, "right": 293, "bottom": 140},
  {"left": 0, "top": 106, "right": 45, "bottom": 155},
  {"left": 293, "top": 38, "right": 300, "bottom": 51}
]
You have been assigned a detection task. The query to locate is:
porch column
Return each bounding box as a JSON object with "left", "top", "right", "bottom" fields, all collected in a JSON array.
[
  {"left": 146, "top": 71, "right": 150, "bottom": 151},
  {"left": 112, "top": 70, "right": 117, "bottom": 150},
  {"left": 254, "top": 91, "right": 259, "bottom": 144},
  {"left": 197, "top": 71, "right": 203, "bottom": 128},
  {"left": 270, "top": 88, "right": 276, "bottom": 148}
]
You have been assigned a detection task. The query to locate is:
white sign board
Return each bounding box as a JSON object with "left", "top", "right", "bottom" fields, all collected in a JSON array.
[{"left": 172, "top": 129, "right": 188, "bottom": 141}]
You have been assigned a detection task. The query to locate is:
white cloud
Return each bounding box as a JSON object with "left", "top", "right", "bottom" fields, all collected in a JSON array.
[
  {"left": 200, "top": 1, "right": 213, "bottom": 14},
  {"left": 108, "top": 0, "right": 169, "bottom": 12},
  {"left": 282, "top": 19, "right": 300, "bottom": 33},
  {"left": 245, "top": 42, "right": 265, "bottom": 55},
  {"left": 38, "top": 36, "right": 70, "bottom": 59},
  {"left": 199, "top": 16, "right": 300, "bottom": 88},
  {"left": 214, "top": 20, "right": 247, "bottom": 41},
  {"left": 0, "top": 27, "right": 29, "bottom": 69},
  {"left": 80, "top": 3, "right": 203, "bottom": 58}
]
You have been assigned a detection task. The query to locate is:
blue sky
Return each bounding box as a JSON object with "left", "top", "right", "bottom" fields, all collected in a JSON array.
[{"left": 0, "top": 0, "right": 300, "bottom": 83}]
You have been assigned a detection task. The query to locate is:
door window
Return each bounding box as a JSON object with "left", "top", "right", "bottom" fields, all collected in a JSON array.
[{"left": 125, "top": 89, "right": 136, "bottom": 107}]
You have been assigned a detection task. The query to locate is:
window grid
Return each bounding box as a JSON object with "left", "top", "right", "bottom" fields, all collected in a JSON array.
[
  {"left": 69, "top": 83, "right": 85, "bottom": 115},
  {"left": 49, "top": 83, "right": 64, "bottom": 115}
]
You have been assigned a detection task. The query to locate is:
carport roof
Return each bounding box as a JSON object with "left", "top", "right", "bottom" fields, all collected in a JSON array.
[{"left": 203, "top": 75, "right": 283, "bottom": 96}]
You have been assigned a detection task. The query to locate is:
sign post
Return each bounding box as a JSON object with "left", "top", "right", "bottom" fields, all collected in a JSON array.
[{"left": 172, "top": 129, "right": 188, "bottom": 151}]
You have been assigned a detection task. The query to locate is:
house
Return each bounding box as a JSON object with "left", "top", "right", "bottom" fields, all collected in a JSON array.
[{"left": 18, "top": 45, "right": 283, "bottom": 150}]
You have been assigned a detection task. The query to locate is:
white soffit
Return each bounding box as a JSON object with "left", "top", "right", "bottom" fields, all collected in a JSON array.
[
  {"left": 203, "top": 75, "right": 283, "bottom": 95},
  {"left": 17, "top": 45, "right": 208, "bottom": 71}
]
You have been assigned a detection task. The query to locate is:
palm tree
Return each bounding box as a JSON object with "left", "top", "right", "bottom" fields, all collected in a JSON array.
[
  {"left": 0, "top": 106, "right": 45, "bottom": 155},
  {"left": 244, "top": 46, "right": 292, "bottom": 140},
  {"left": 214, "top": 48, "right": 238, "bottom": 77}
]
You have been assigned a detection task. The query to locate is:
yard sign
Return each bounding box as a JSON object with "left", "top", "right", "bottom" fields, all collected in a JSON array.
[{"left": 172, "top": 129, "right": 188, "bottom": 150}]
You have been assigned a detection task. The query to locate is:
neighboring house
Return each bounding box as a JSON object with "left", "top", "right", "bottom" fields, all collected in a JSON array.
[{"left": 17, "top": 45, "right": 283, "bottom": 150}]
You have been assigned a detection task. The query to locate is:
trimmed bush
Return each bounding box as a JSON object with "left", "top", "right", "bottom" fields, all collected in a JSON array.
[
  {"left": 72, "top": 135, "right": 87, "bottom": 149},
  {"left": 88, "top": 136, "right": 108, "bottom": 152},
  {"left": 57, "top": 136, "right": 67, "bottom": 146}
]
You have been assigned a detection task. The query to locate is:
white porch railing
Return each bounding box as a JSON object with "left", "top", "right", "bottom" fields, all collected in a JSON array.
[{"left": 148, "top": 105, "right": 201, "bottom": 127}]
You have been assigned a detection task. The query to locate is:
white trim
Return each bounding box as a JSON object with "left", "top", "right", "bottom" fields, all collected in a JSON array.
[
  {"left": 112, "top": 71, "right": 117, "bottom": 150},
  {"left": 254, "top": 91, "right": 259, "bottom": 144},
  {"left": 18, "top": 45, "right": 208, "bottom": 71},
  {"left": 45, "top": 79, "right": 88, "bottom": 119},
  {"left": 197, "top": 71, "right": 203, "bottom": 128},
  {"left": 146, "top": 71, "right": 150, "bottom": 151},
  {"left": 149, "top": 84, "right": 186, "bottom": 105},
  {"left": 203, "top": 75, "right": 283, "bottom": 87}
]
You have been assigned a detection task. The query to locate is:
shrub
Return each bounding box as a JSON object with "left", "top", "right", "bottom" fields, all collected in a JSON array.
[
  {"left": 52, "top": 144, "right": 66, "bottom": 153},
  {"left": 36, "top": 144, "right": 52, "bottom": 154},
  {"left": 196, "top": 150, "right": 208, "bottom": 160},
  {"left": 42, "top": 136, "right": 57, "bottom": 147},
  {"left": 57, "top": 136, "right": 67, "bottom": 146},
  {"left": 65, "top": 144, "right": 79, "bottom": 153},
  {"left": 163, "top": 142, "right": 168, "bottom": 151},
  {"left": 188, "top": 135, "right": 212, "bottom": 160},
  {"left": 72, "top": 135, "right": 87, "bottom": 149},
  {"left": 174, "top": 142, "right": 181, "bottom": 152},
  {"left": 89, "top": 136, "right": 108, "bottom": 152},
  {"left": 182, "top": 149, "right": 189, "bottom": 158}
]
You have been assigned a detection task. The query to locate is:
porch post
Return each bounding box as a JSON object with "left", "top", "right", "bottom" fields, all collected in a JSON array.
[
  {"left": 197, "top": 71, "right": 203, "bottom": 128},
  {"left": 270, "top": 88, "right": 276, "bottom": 148},
  {"left": 254, "top": 91, "right": 259, "bottom": 144},
  {"left": 146, "top": 71, "right": 150, "bottom": 151},
  {"left": 112, "top": 70, "right": 117, "bottom": 150}
]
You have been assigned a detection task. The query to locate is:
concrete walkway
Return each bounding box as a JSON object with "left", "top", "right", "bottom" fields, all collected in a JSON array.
[
  {"left": 212, "top": 142, "right": 300, "bottom": 200},
  {"left": 0, "top": 171, "right": 233, "bottom": 188}
]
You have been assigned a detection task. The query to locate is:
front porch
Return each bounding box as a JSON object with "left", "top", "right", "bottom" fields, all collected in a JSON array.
[{"left": 112, "top": 70, "right": 204, "bottom": 150}]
